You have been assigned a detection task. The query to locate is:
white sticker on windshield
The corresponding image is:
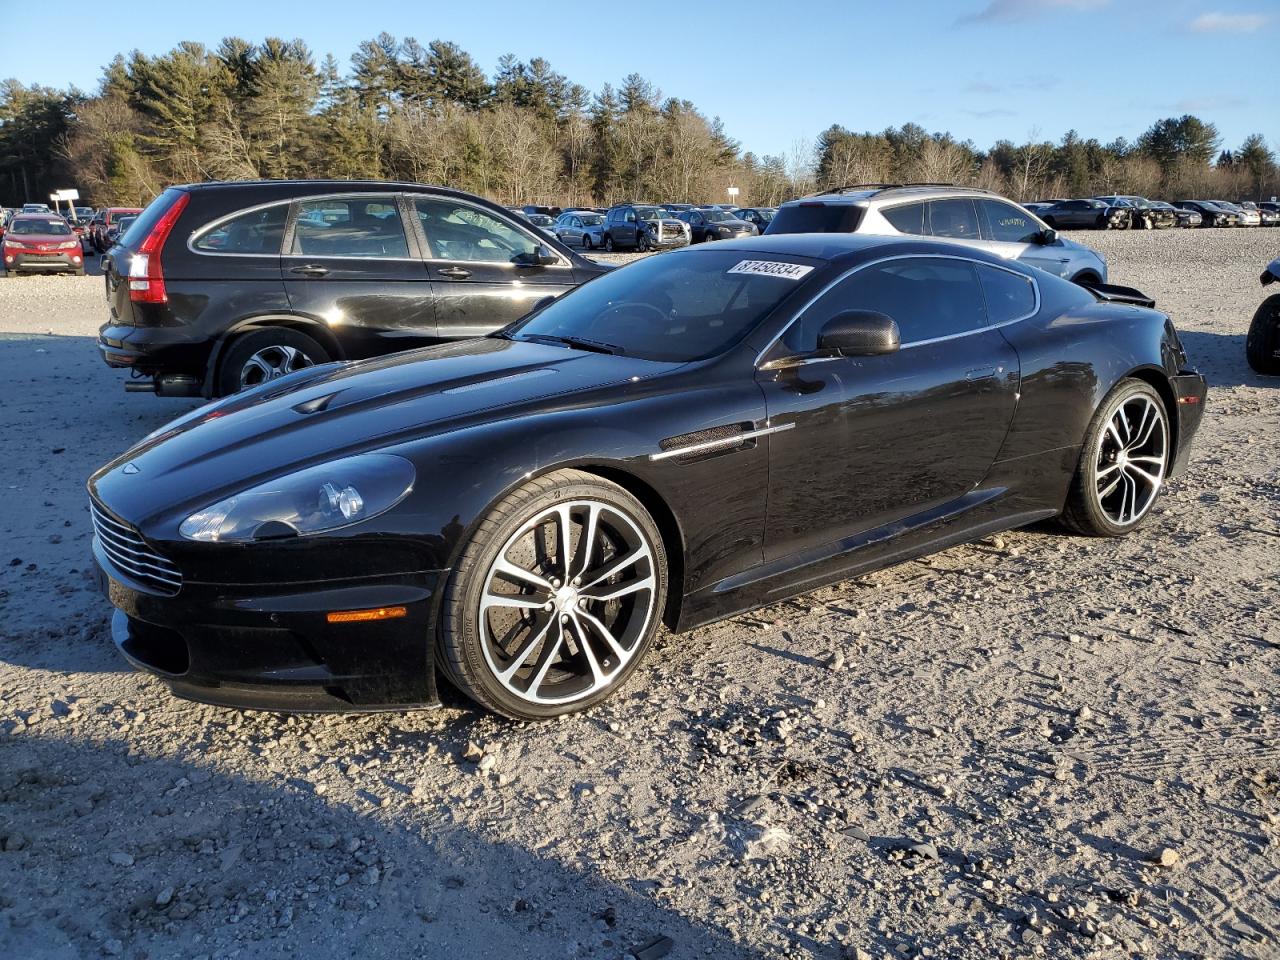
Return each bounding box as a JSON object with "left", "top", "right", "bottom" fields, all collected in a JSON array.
[{"left": 727, "top": 259, "right": 814, "bottom": 281}]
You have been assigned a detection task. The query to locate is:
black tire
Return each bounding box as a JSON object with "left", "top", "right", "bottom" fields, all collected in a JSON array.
[
  {"left": 603, "top": 234, "right": 615, "bottom": 253},
  {"left": 637, "top": 233, "right": 650, "bottom": 253},
  {"left": 438, "top": 469, "right": 668, "bottom": 721},
  {"left": 216, "top": 327, "right": 330, "bottom": 397},
  {"left": 1246, "top": 294, "right": 1280, "bottom": 376},
  {"left": 1061, "top": 378, "right": 1170, "bottom": 537},
  {"left": 582, "top": 234, "right": 593, "bottom": 250}
]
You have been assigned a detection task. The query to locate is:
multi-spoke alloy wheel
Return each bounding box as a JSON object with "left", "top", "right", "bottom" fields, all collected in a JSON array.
[
  {"left": 1093, "top": 393, "right": 1167, "bottom": 526},
  {"left": 1062, "top": 378, "right": 1171, "bottom": 537},
  {"left": 240, "top": 344, "right": 314, "bottom": 388},
  {"left": 217, "top": 328, "right": 330, "bottom": 397},
  {"left": 440, "top": 471, "right": 667, "bottom": 719}
]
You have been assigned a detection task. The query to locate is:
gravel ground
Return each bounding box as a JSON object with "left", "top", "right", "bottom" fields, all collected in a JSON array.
[{"left": 1, "top": 228, "right": 1278, "bottom": 960}]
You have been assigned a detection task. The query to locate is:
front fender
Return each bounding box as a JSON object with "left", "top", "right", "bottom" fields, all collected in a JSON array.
[{"left": 393, "top": 379, "right": 771, "bottom": 603}]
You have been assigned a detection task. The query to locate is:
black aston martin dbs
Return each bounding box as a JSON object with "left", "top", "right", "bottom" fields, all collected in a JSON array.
[{"left": 89, "top": 234, "right": 1207, "bottom": 720}]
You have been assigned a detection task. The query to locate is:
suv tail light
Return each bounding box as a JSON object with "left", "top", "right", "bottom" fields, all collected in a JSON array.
[{"left": 128, "top": 192, "right": 190, "bottom": 304}]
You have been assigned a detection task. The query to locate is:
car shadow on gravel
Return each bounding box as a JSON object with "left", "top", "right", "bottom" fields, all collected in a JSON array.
[
  {"left": 1177, "top": 330, "right": 1277, "bottom": 390},
  {"left": 0, "top": 731, "right": 769, "bottom": 960}
]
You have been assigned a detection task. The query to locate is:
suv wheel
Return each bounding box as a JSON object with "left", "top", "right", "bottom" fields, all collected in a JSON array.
[
  {"left": 603, "top": 235, "right": 615, "bottom": 252},
  {"left": 218, "top": 328, "right": 330, "bottom": 396}
]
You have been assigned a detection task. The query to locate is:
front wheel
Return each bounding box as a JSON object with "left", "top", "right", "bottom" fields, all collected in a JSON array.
[
  {"left": 603, "top": 235, "right": 615, "bottom": 253},
  {"left": 1246, "top": 294, "right": 1280, "bottom": 375},
  {"left": 582, "top": 234, "right": 593, "bottom": 250},
  {"left": 217, "top": 327, "right": 330, "bottom": 397},
  {"left": 1060, "top": 379, "right": 1170, "bottom": 537},
  {"left": 438, "top": 469, "right": 668, "bottom": 720}
]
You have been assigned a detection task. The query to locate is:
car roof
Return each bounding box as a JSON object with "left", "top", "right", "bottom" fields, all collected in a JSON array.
[
  {"left": 678, "top": 231, "right": 1031, "bottom": 271},
  {"left": 784, "top": 184, "right": 1005, "bottom": 207}
]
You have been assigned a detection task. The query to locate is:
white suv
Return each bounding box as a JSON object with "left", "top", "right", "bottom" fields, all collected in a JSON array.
[{"left": 767, "top": 185, "right": 1108, "bottom": 286}]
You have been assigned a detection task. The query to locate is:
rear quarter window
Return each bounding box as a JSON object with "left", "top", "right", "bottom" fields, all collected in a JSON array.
[
  {"left": 767, "top": 204, "right": 864, "bottom": 234},
  {"left": 881, "top": 202, "right": 926, "bottom": 235}
]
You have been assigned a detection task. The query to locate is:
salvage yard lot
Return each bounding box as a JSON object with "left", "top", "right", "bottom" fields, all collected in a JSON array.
[{"left": 0, "top": 229, "right": 1277, "bottom": 959}]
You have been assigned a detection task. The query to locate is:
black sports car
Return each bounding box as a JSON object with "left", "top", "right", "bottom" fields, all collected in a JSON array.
[{"left": 89, "top": 234, "right": 1207, "bottom": 720}]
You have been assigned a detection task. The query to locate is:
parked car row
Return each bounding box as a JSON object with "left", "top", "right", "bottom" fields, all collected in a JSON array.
[
  {"left": 0, "top": 202, "right": 145, "bottom": 260},
  {"left": 1025, "top": 195, "right": 1279, "bottom": 230}
]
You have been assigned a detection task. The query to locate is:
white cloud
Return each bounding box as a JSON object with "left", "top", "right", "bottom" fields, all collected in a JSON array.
[
  {"left": 1188, "top": 12, "right": 1271, "bottom": 32},
  {"left": 958, "top": 0, "right": 1108, "bottom": 25}
]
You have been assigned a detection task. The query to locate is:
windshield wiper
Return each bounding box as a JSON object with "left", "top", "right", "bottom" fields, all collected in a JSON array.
[{"left": 519, "top": 333, "right": 624, "bottom": 355}]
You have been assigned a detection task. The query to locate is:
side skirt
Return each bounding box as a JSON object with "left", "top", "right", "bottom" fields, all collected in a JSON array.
[{"left": 676, "top": 489, "right": 1057, "bottom": 631}]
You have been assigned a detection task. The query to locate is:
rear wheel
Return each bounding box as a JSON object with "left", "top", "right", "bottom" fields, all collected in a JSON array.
[
  {"left": 1246, "top": 294, "right": 1280, "bottom": 375},
  {"left": 217, "top": 327, "right": 330, "bottom": 397},
  {"left": 1061, "top": 378, "right": 1170, "bottom": 537},
  {"left": 438, "top": 469, "right": 667, "bottom": 720}
]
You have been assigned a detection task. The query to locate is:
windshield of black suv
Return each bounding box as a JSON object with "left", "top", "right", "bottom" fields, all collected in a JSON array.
[
  {"left": 10, "top": 218, "right": 72, "bottom": 236},
  {"left": 507, "top": 250, "right": 816, "bottom": 362},
  {"left": 703, "top": 210, "right": 736, "bottom": 222}
]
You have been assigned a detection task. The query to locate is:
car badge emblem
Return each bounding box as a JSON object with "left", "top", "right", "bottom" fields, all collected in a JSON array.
[{"left": 122, "top": 462, "right": 140, "bottom": 475}]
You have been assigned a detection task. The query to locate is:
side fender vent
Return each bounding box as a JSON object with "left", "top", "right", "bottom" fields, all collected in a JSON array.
[{"left": 655, "top": 422, "right": 754, "bottom": 463}]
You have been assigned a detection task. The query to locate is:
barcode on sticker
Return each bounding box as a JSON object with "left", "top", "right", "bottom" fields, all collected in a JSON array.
[{"left": 727, "top": 260, "right": 814, "bottom": 280}]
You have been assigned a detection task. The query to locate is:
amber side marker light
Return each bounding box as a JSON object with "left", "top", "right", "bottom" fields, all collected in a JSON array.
[
  {"left": 1177, "top": 396, "right": 1201, "bottom": 404},
  {"left": 326, "top": 606, "right": 408, "bottom": 624}
]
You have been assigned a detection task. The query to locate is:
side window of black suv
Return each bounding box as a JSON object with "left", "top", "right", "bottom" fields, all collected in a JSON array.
[{"left": 291, "top": 197, "right": 409, "bottom": 259}]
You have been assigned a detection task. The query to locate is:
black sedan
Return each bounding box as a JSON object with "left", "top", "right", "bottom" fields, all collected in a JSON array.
[
  {"left": 1173, "top": 200, "right": 1239, "bottom": 227},
  {"left": 89, "top": 234, "right": 1207, "bottom": 720},
  {"left": 1148, "top": 200, "right": 1201, "bottom": 228}
]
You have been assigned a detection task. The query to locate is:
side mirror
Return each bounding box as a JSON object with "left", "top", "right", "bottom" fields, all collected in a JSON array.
[
  {"left": 817, "top": 310, "right": 900, "bottom": 357},
  {"left": 1036, "top": 227, "right": 1059, "bottom": 245},
  {"left": 514, "top": 244, "right": 559, "bottom": 267}
]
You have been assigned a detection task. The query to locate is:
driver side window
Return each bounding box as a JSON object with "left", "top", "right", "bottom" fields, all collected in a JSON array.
[
  {"left": 780, "top": 257, "right": 987, "bottom": 354},
  {"left": 415, "top": 198, "right": 539, "bottom": 263}
]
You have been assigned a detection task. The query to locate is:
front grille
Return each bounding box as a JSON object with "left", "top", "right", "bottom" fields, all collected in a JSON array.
[{"left": 90, "top": 499, "right": 182, "bottom": 595}]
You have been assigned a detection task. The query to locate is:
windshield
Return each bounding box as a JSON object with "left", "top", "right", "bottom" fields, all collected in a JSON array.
[
  {"left": 634, "top": 206, "right": 665, "bottom": 221},
  {"left": 579, "top": 214, "right": 603, "bottom": 225},
  {"left": 703, "top": 210, "right": 736, "bottom": 222},
  {"left": 11, "top": 218, "right": 72, "bottom": 236},
  {"left": 527, "top": 214, "right": 555, "bottom": 226},
  {"left": 508, "top": 250, "right": 815, "bottom": 362}
]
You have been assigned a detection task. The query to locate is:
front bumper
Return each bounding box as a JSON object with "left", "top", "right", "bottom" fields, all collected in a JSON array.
[
  {"left": 1169, "top": 368, "right": 1207, "bottom": 477},
  {"left": 5, "top": 250, "right": 83, "bottom": 272},
  {"left": 95, "top": 539, "right": 444, "bottom": 712}
]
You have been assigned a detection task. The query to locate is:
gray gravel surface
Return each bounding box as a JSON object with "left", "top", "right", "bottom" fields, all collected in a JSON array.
[{"left": 1, "top": 229, "right": 1278, "bottom": 960}]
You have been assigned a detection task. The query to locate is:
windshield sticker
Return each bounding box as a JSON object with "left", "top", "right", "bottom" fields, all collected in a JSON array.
[{"left": 727, "top": 260, "right": 814, "bottom": 281}]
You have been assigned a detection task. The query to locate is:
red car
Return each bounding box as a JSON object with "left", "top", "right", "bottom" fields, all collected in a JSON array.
[
  {"left": 2, "top": 215, "right": 86, "bottom": 276},
  {"left": 90, "top": 207, "right": 142, "bottom": 253}
]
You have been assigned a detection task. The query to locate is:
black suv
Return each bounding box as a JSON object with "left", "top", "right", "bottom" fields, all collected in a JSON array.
[
  {"left": 99, "top": 181, "right": 607, "bottom": 397},
  {"left": 601, "top": 204, "right": 689, "bottom": 252}
]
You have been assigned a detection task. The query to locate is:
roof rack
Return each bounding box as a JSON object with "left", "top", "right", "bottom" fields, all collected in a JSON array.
[{"left": 813, "top": 182, "right": 1001, "bottom": 198}]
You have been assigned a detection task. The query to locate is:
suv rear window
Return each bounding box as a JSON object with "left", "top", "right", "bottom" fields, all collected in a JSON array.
[
  {"left": 117, "top": 189, "right": 186, "bottom": 249},
  {"left": 768, "top": 204, "right": 864, "bottom": 234}
]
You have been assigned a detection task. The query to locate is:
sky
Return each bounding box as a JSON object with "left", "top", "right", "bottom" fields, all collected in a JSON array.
[{"left": 2, "top": 0, "right": 1275, "bottom": 156}]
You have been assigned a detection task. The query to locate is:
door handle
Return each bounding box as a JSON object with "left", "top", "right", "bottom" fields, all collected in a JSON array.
[
  {"left": 438, "top": 267, "right": 471, "bottom": 280},
  {"left": 966, "top": 365, "right": 1002, "bottom": 381},
  {"left": 289, "top": 264, "right": 328, "bottom": 277}
]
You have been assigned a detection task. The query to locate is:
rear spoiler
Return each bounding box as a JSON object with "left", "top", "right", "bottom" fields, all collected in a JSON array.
[{"left": 1083, "top": 282, "right": 1155, "bottom": 309}]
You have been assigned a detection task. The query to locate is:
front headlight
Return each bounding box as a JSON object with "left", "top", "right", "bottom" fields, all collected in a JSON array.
[{"left": 179, "top": 453, "right": 415, "bottom": 542}]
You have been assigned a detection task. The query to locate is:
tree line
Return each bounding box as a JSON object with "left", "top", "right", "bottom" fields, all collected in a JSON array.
[{"left": 0, "top": 34, "right": 1275, "bottom": 209}]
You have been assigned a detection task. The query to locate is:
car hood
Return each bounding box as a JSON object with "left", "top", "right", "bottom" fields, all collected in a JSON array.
[
  {"left": 91, "top": 338, "right": 678, "bottom": 521},
  {"left": 7, "top": 231, "right": 74, "bottom": 243}
]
